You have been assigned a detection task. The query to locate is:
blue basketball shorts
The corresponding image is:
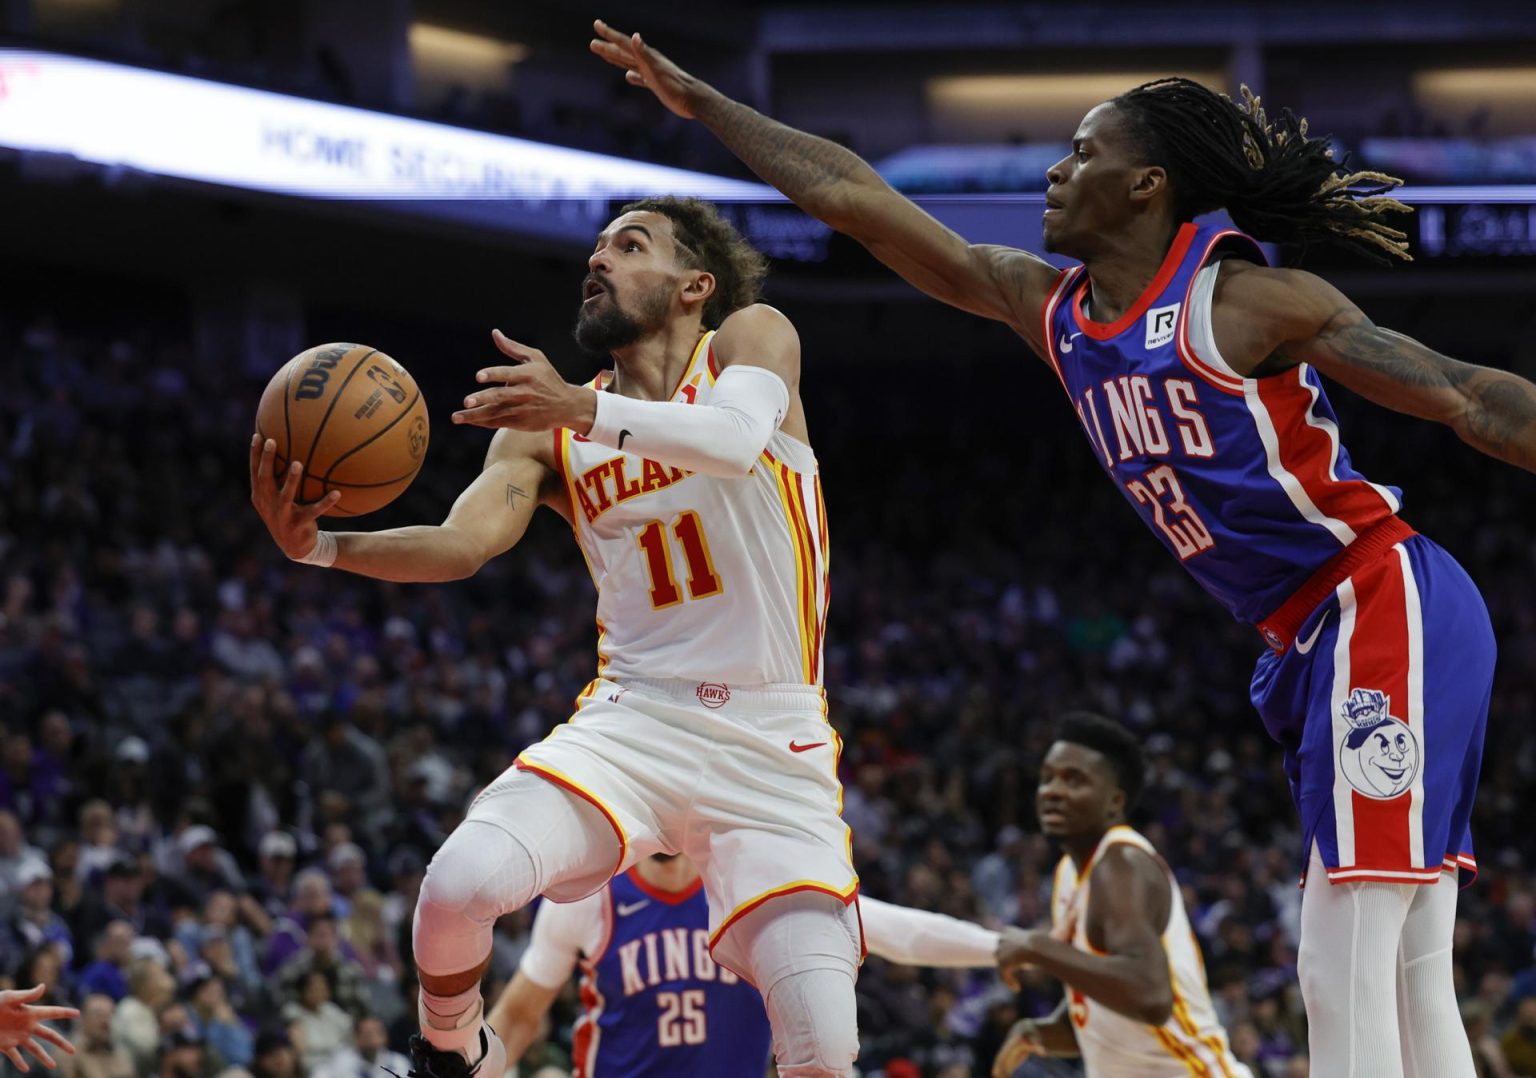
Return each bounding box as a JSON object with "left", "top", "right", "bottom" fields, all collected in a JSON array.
[{"left": 1251, "top": 534, "right": 1493, "bottom": 885}]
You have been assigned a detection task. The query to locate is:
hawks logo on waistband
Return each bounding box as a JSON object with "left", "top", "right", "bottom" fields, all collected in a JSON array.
[
  {"left": 696, "top": 683, "right": 730, "bottom": 709},
  {"left": 1338, "top": 688, "right": 1420, "bottom": 800}
]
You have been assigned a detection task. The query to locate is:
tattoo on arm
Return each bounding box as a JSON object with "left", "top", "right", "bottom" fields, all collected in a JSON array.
[
  {"left": 1319, "top": 317, "right": 1536, "bottom": 471},
  {"left": 692, "top": 91, "right": 871, "bottom": 215},
  {"left": 506, "top": 484, "right": 530, "bottom": 510}
]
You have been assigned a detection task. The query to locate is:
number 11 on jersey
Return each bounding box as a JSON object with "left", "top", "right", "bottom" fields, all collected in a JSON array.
[{"left": 637, "top": 511, "right": 724, "bottom": 609}]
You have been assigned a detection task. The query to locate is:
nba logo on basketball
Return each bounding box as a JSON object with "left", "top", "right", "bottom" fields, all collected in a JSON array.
[{"left": 696, "top": 683, "right": 730, "bottom": 709}]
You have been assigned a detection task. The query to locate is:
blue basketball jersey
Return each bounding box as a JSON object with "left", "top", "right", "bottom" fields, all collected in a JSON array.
[
  {"left": 572, "top": 869, "right": 772, "bottom": 1078},
  {"left": 1042, "top": 220, "right": 1403, "bottom": 625}
]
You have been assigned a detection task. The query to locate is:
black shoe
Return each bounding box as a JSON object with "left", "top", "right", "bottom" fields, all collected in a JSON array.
[{"left": 405, "top": 1027, "right": 498, "bottom": 1078}]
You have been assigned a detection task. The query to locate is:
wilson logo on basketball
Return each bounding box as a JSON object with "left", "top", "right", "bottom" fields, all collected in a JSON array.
[
  {"left": 695, "top": 683, "right": 730, "bottom": 709},
  {"left": 293, "top": 343, "right": 354, "bottom": 401},
  {"left": 407, "top": 416, "right": 428, "bottom": 459}
]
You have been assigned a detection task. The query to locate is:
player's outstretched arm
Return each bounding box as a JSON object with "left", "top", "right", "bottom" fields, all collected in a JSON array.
[
  {"left": 589, "top": 20, "right": 1060, "bottom": 352},
  {"left": 250, "top": 427, "right": 553, "bottom": 581},
  {"left": 859, "top": 896, "right": 1000, "bottom": 968},
  {"left": 995, "top": 846, "right": 1173, "bottom": 1026},
  {"left": 1232, "top": 268, "right": 1536, "bottom": 473},
  {"left": 487, "top": 971, "right": 563, "bottom": 1064}
]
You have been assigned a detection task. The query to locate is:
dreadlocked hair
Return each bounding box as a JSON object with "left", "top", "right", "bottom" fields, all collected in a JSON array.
[
  {"left": 619, "top": 196, "right": 769, "bottom": 327},
  {"left": 1112, "top": 77, "right": 1412, "bottom": 263}
]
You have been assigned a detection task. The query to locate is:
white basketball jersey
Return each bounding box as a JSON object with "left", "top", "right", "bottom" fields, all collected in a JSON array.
[
  {"left": 554, "top": 332, "right": 828, "bottom": 687},
  {"left": 1051, "top": 826, "right": 1251, "bottom": 1078}
]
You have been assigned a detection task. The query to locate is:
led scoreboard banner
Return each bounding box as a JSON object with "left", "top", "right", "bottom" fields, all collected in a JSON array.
[
  {"left": 0, "top": 47, "right": 772, "bottom": 247},
  {"left": 2, "top": 47, "right": 1532, "bottom": 264}
]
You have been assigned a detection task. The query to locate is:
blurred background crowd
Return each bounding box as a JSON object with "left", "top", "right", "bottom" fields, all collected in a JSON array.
[{"left": 5, "top": 2, "right": 1536, "bottom": 1077}]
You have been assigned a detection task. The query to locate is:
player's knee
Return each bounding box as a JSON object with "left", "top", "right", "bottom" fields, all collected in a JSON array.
[
  {"left": 414, "top": 821, "right": 538, "bottom": 941},
  {"left": 1295, "top": 928, "right": 1331, "bottom": 1005},
  {"left": 764, "top": 968, "right": 859, "bottom": 1077}
]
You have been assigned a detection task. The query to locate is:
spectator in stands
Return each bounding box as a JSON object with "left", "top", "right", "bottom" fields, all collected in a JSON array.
[
  {"left": 155, "top": 1028, "right": 203, "bottom": 1078},
  {"left": 112, "top": 957, "right": 174, "bottom": 1076},
  {"left": 279, "top": 971, "right": 351, "bottom": 1075},
  {"left": 261, "top": 869, "right": 333, "bottom": 975},
  {"left": 275, "top": 914, "right": 366, "bottom": 1017},
  {"left": 75, "top": 858, "right": 168, "bottom": 952},
  {"left": 60, "top": 993, "right": 133, "bottom": 1078},
  {"left": 0, "top": 812, "right": 46, "bottom": 899},
  {"left": 77, "top": 921, "right": 136, "bottom": 1002},
  {"left": 248, "top": 1031, "right": 297, "bottom": 1078},
  {"left": 75, "top": 801, "right": 123, "bottom": 887},
  {"left": 1, "top": 860, "right": 73, "bottom": 973},
  {"left": 168, "top": 829, "right": 243, "bottom": 910},
  {"left": 185, "top": 974, "right": 252, "bottom": 1071},
  {"left": 246, "top": 835, "right": 295, "bottom": 922},
  {"left": 315, "top": 1015, "right": 406, "bottom": 1078},
  {"left": 299, "top": 717, "right": 388, "bottom": 844},
  {"left": 323, "top": 845, "right": 365, "bottom": 920}
]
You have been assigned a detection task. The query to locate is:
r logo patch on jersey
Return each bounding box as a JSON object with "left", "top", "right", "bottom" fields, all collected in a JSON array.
[
  {"left": 1145, "top": 303, "right": 1180, "bottom": 348},
  {"left": 1338, "top": 688, "right": 1420, "bottom": 800}
]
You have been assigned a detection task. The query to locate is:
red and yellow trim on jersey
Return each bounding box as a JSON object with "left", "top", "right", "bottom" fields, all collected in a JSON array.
[
  {"left": 1154, "top": 1027, "right": 1215, "bottom": 1077},
  {"left": 1148, "top": 969, "right": 1238, "bottom": 1078},
  {"left": 513, "top": 754, "right": 628, "bottom": 883},
  {"left": 705, "top": 339, "right": 722, "bottom": 383},
  {"left": 669, "top": 331, "right": 716, "bottom": 404},
  {"left": 706, "top": 876, "right": 863, "bottom": 981},
  {"left": 594, "top": 621, "right": 610, "bottom": 678},
  {"left": 765, "top": 448, "right": 827, "bottom": 685}
]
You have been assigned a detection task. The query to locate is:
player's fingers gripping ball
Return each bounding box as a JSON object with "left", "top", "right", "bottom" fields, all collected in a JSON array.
[{"left": 255, "top": 343, "right": 429, "bottom": 516}]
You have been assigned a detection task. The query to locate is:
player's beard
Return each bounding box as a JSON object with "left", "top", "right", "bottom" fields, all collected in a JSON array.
[{"left": 573, "top": 279, "right": 673, "bottom": 355}]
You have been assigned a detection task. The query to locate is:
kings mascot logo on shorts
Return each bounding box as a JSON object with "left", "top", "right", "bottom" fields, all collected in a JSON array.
[{"left": 1338, "top": 688, "right": 1421, "bottom": 800}]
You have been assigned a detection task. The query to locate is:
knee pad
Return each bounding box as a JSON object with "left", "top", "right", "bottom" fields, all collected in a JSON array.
[
  {"left": 764, "top": 968, "right": 859, "bottom": 1078},
  {"left": 413, "top": 821, "right": 538, "bottom": 976}
]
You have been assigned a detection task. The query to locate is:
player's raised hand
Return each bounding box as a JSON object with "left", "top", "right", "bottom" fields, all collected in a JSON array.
[
  {"left": 0, "top": 984, "right": 78, "bottom": 1072},
  {"left": 452, "top": 330, "right": 596, "bottom": 434},
  {"left": 249, "top": 434, "right": 341, "bottom": 559},
  {"left": 589, "top": 19, "right": 699, "bottom": 118}
]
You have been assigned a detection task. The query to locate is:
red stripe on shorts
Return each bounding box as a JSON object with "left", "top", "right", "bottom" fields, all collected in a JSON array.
[{"left": 1343, "top": 551, "right": 1414, "bottom": 871}]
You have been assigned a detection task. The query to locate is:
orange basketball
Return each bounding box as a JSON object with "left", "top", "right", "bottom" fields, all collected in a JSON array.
[{"left": 254, "top": 343, "right": 429, "bottom": 517}]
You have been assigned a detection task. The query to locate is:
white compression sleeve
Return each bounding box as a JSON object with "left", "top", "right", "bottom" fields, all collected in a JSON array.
[
  {"left": 585, "top": 364, "right": 789, "bottom": 477},
  {"left": 859, "top": 896, "right": 1000, "bottom": 968}
]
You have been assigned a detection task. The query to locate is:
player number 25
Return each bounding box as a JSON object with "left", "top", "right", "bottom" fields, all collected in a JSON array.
[
  {"left": 657, "top": 989, "right": 707, "bottom": 1046},
  {"left": 1125, "top": 464, "right": 1215, "bottom": 561},
  {"left": 637, "top": 511, "right": 724, "bottom": 609}
]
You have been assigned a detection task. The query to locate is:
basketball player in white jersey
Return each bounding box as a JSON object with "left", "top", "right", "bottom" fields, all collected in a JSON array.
[
  {"left": 249, "top": 197, "right": 860, "bottom": 1077},
  {"left": 991, "top": 714, "right": 1249, "bottom": 1078}
]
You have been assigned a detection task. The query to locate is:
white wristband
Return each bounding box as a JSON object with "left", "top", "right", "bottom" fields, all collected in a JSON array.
[{"left": 293, "top": 530, "right": 337, "bottom": 567}]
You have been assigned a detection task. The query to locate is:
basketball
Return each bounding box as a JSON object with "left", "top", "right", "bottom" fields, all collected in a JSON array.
[{"left": 254, "top": 343, "right": 429, "bottom": 517}]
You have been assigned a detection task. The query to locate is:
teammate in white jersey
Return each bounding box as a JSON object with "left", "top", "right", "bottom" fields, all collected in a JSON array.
[
  {"left": 249, "top": 198, "right": 860, "bottom": 1077},
  {"left": 992, "top": 714, "right": 1249, "bottom": 1078}
]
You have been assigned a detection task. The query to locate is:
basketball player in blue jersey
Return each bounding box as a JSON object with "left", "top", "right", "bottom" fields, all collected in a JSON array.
[
  {"left": 488, "top": 853, "right": 1000, "bottom": 1077},
  {"left": 594, "top": 22, "right": 1536, "bottom": 1078}
]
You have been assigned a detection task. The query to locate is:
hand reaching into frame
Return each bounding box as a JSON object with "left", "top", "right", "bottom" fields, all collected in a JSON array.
[
  {"left": 0, "top": 985, "right": 77, "bottom": 1072},
  {"left": 589, "top": 18, "right": 701, "bottom": 119}
]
